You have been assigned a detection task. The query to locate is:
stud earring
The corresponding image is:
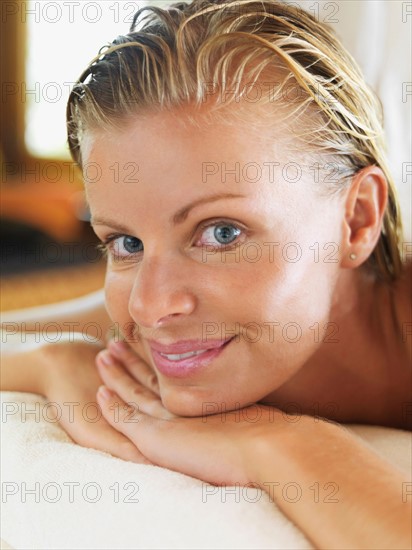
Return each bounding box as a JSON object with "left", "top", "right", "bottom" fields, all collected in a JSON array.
[{"left": 349, "top": 253, "right": 357, "bottom": 260}]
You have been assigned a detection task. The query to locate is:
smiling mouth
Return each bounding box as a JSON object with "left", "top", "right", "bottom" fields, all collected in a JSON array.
[
  {"left": 158, "top": 348, "right": 214, "bottom": 361},
  {"left": 150, "top": 337, "right": 235, "bottom": 377}
]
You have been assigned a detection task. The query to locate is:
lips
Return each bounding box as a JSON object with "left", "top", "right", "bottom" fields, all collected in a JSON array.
[
  {"left": 148, "top": 336, "right": 235, "bottom": 378},
  {"left": 147, "top": 337, "right": 233, "bottom": 355},
  {"left": 158, "top": 348, "right": 210, "bottom": 361}
]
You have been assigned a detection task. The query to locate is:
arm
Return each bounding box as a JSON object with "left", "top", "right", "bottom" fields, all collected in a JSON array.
[
  {"left": 0, "top": 291, "right": 152, "bottom": 463},
  {"left": 0, "top": 337, "right": 152, "bottom": 464},
  {"left": 1, "top": 288, "right": 151, "bottom": 393},
  {"left": 1, "top": 289, "right": 109, "bottom": 393},
  {"left": 0, "top": 342, "right": 50, "bottom": 394},
  {"left": 249, "top": 418, "right": 411, "bottom": 550},
  {"left": 92, "top": 351, "right": 412, "bottom": 550}
]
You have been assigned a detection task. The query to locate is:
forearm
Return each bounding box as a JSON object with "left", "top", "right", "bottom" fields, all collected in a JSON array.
[
  {"left": 0, "top": 333, "right": 91, "bottom": 395},
  {"left": 0, "top": 344, "right": 48, "bottom": 395},
  {"left": 249, "top": 418, "right": 411, "bottom": 550}
]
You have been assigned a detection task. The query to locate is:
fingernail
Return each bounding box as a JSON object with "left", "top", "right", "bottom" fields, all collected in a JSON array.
[
  {"left": 99, "top": 350, "right": 114, "bottom": 366},
  {"left": 98, "top": 385, "right": 113, "bottom": 400}
]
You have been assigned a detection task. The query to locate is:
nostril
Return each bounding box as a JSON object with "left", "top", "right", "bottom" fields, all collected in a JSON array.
[{"left": 156, "top": 312, "right": 181, "bottom": 325}]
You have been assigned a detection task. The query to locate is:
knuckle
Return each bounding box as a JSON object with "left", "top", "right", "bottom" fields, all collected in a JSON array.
[
  {"left": 123, "top": 401, "right": 138, "bottom": 414},
  {"left": 147, "top": 374, "right": 158, "bottom": 389},
  {"left": 132, "top": 386, "right": 146, "bottom": 397}
]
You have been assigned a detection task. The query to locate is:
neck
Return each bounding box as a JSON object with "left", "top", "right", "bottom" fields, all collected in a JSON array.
[{"left": 260, "top": 267, "right": 401, "bottom": 426}]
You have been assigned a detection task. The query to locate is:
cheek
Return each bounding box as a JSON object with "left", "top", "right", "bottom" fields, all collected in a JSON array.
[
  {"left": 230, "top": 240, "right": 337, "bottom": 320},
  {"left": 262, "top": 258, "right": 335, "bottom": 319},
  {"left": 104, "top": 271, "right": 135, "bottom": 337},
  {"left": 234, "top": 248, "right": 338, "bottom": 365},
  {"left": 255, "top": 208, "right": 342, "bottom": 330}
]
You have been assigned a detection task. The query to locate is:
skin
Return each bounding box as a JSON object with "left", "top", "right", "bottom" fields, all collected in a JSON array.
[
  {"left": 84, "top": 106, "right": 410, "bottom": 426},
  {"left": 93, "top": 346, "right": 411, "bottom": 549},
  {"left": 1, "top": 104, "right": 410, "bottom": 548}
]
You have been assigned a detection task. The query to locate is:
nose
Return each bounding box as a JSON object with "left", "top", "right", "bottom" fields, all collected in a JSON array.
[{"left": 128, "top": 254, "right": 197, "bottom": 328}]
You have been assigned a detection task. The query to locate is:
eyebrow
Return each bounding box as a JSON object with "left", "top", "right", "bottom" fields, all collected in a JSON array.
[
  {"left": 171, "top": 192, "right": 246, "bottom": 225},
  {"left": 91, "top": 192, "right": 247, "bottom": 231}
]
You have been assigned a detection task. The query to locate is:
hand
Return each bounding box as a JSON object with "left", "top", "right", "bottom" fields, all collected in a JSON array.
[
  {"left": 39, "top": 340, "right": 153, "bottom": 464},
  {"left": 95, "top": 345, "right": 285, "bottom": 486},
  {"left": 103, "top": 339, "right": 161, "bottom": 397},
  {"left": 97, "top": 345, "right": 412, "bottom": 550}
]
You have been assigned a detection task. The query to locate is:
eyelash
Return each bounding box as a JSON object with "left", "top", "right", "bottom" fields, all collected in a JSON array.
[{"left": 96, "top": 219, "right": 246, "bottom": 260}]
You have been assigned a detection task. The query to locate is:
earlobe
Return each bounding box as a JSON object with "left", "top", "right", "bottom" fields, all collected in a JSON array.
[{"left": 340, "top": 166, "right": 388, "bottom": 269}]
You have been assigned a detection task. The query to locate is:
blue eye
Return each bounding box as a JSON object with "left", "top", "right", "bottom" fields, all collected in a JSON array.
[
  {"left": 99, "top": 220, "right": 244, "bottom": 262},
  {"left": 214, "top": 224, "right": 241, "bottom": 244},
  {"left": 121, "top": 236, "right": 142, "bottom": 254},
  {"left": 101, "top": 235, "right": 143, "bottom": 259},
  {"left": 199, "top": 223, "right": 242, "bottom": 247}
]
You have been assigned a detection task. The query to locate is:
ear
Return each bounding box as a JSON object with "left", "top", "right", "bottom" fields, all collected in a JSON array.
[{"left": 340, "top": 166, "right": 388, "bottom": 269}]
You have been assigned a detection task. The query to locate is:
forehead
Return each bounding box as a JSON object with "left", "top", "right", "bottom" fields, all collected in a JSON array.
[
  {"left": 82, "top": 107, "right": 329, "bottom": 244},
  {"left": 81, "top": 103, "right": 307, "bottom": 184},
  {"left": 84, "top": 119, "right": 271, "bottom": 202},
  {"left": 80, "top": 102, "right": 319, "bottom": 223}
]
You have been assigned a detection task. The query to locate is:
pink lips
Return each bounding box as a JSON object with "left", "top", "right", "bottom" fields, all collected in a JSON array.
[{"left": 148, "top": 337, "right": 234, "bottom": 378}]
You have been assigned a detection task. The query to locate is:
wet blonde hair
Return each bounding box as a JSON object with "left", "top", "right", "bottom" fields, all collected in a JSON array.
[{"left": 67, "top": 0, "right": 404, "bottom": 282}]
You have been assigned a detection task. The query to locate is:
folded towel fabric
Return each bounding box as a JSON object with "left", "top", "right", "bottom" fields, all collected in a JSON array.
[{"left": 1, "top": 390, "right": 411, "bottom": 550}]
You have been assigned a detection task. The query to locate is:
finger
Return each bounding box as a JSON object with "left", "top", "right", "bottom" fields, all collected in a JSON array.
[
  {"left": 83, "top": 422, "right": 153, "bottom": 465},
  {"left": 96, "top": 351, "right": 172, "bottom": 419},
  {"left": 57, "top": 403, "right": 153, "bottom": 465},
  {"left": 97, "top": 386, "right": 214, "bottom": 480},
  {"left": 107, "top": 340, "right": 160, "bottom": 395},
  {"left": 97, "top": 384, "right": 171, "bottom": 469},
  {"left": 96, "top": 385, "right": 153, "bottom": 441}
]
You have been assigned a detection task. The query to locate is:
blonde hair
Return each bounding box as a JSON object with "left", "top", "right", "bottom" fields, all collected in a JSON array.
[{"left": 67, "top": 0, "right": 404, "bottom": 282}]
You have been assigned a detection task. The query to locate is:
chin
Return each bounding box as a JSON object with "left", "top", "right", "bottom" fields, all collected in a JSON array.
[
  {"left": 159, "top": 387, "right": 207, "bottom": 417},
  {"left": 159, "top": 384, "right": 261, "bottom": 418},
  {"left": 160, "top": 383, "right": 242, "bottom": 417}
]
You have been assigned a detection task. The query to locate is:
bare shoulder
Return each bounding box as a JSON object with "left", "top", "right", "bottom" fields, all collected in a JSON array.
[{"left": 392, "top": 258, "right": 412, "bottom": 358}]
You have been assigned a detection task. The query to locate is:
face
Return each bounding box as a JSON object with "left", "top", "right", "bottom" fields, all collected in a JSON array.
[{"left": 84, "top": 107, "right": 344, "bottom": 416}]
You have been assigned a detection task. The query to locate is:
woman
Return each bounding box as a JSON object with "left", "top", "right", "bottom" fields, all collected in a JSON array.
[{"left": 2, "top": 1, "right": 411, "bottom": 547}]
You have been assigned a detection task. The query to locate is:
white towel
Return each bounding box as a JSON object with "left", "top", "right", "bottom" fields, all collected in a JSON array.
[{"left": 1, "top": 390, "right": 411, "bottom": 550}]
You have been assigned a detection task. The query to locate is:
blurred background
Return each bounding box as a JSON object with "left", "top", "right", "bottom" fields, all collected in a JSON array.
[{"left": 1, "top": 0, "right": 411, "bottom": 311}]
